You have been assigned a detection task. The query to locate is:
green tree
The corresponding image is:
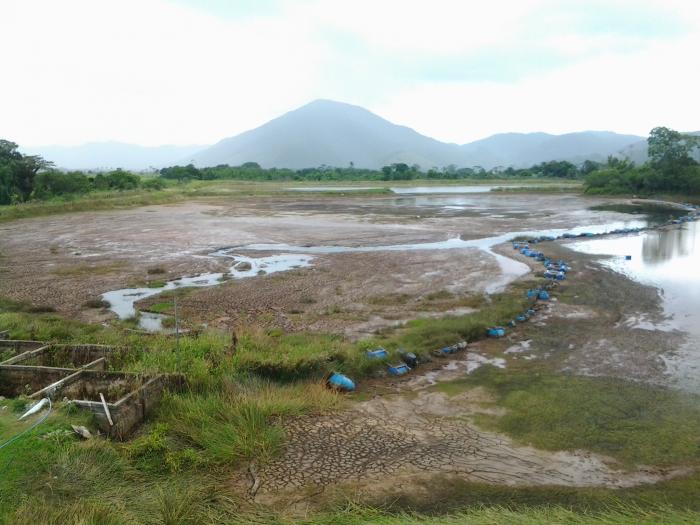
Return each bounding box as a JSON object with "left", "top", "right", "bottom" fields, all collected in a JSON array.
[
  {"left": 0, "top": 139, "right": 52, "bottom": 202},
  {"left": 647, "top": 127, "right": 699, "bottom": 177}
]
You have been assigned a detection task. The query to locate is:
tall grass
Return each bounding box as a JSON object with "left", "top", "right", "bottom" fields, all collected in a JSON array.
[
  {"left": 216, "top": 504, "right": 700, "bottom": 525},
  {"left": 155, "top": 380, "right": 338, "bottom": 466}
]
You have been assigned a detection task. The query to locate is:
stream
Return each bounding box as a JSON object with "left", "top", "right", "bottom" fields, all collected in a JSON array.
[{"left": 102, "top": 214, "right": 665, "bottom": 332}]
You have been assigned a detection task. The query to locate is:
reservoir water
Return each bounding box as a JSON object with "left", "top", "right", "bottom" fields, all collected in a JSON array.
[{"left": 571, "top": 221, "right": 700, "bottom": 390}]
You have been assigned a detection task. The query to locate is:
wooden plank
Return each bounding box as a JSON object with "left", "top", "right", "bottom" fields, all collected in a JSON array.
[{"left": 99, "top": 392, "right": 114, "bottom": 426}]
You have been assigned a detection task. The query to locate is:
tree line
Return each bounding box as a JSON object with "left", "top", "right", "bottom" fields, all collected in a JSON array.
[
  {"left": 2, "top": 126, "right": 699, "bottom": 204},
  {"left": 158, "top": 159, "right": 588, "bottom": 182}
]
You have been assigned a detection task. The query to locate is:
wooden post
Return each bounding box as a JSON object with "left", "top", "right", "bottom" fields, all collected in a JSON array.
[
  {"left": 174, "top": 297, "right": 180, "bottom": 352},
  {"left": 99, "top": 392, "right": 114, "bottom": 427}
]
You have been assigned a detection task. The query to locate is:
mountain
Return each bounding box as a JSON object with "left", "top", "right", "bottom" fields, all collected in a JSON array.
[
  {"left": 191, "top": 100, "right": 644, "bottom": 169},
  {"left": 21, "top": 142, "right": 205, "bottom": 171},
  {"left": 190, "top": 99, "right": 465, "bottom": 169}
]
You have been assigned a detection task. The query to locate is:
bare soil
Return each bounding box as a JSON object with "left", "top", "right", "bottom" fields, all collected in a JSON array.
[{"left": 1, "top": 192, "right": 633, "bottom": 336}]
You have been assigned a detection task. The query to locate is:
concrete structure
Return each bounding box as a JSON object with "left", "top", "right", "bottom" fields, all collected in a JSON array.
[{"left": 0, "top": 340, "right": 181, "bottom": 438}]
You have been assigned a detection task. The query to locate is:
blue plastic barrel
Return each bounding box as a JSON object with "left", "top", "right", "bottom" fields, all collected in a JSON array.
[
  {"left": 366, "top": 348, "right": 388, "bottom": 359},
  {"left": 487, "top": 327, "right": 506, "bottom": 338},
  {"left": 327, "top": 373, "right": 355, "bottom": 392},
  {"left": 387, "top": 363, "right": 411, "bottom": 376}
]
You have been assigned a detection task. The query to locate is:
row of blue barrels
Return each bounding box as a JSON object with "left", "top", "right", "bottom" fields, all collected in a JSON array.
[
  {"left": 327, "top": 340, "right": 466, "bottom": 391},
  {"left": 512, "top": 207, "right": 700, "bottom": 248},
  {"left": 366, "top": 346, "right": 419, "bottom": 376}
]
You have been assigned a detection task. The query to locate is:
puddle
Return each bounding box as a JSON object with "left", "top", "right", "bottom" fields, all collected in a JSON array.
[
  {"left": 406, "top": 353, "right": 507, "bottom": 389},
  {"left": 390, "top": 185, "right": 523, "bottom": 194},
  {"left": 287, "top": 185, "right": 525, "bottom": 194},
  {"left": 288, "top": 186, "right": 377, "bottom": 192},
  {"left": 102, "top": 253, "right": 313, "bottom": 331}
]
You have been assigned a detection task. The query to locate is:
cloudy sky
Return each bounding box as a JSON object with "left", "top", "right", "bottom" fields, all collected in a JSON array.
[{"left": 3, "top": 0, "right": 699, "bottom": 147}]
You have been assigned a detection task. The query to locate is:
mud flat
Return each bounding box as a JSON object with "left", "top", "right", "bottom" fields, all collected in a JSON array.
[{"left": 1, "top": 192, "right": 665, "bottom": 337}]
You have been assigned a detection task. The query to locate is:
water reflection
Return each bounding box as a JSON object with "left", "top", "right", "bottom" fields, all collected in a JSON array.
[
  {"left": 571, "top": 221, "right": 700, "bottom": 390},
  {"left": 390, "top": 185, "right": 519, "bottom": 194},
  {"left": 640, "top": 224, "right": 697, "bottom": 264}
]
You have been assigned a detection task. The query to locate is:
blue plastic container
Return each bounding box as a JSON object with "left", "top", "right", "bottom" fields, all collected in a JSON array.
[
  {"left": 366, "top": 348, "right": 388, "bottom": 359},
  {"left": 387, "top": 363, "right": 411, "bottom": 376},
  {"left": 487, "top": 327, "right": 506, "bottom": 338},
  {"left": 527, "top": 289, "right": 538, "bottom": 299},
  {"left": 538, "top": 290, "right": 550, "bottom": 300},
  {"left": 327, "top": 373, "right": 355, "bottom": 392},
  {"left": 516, "top": 315, "right": 527, "bottom": 323}
]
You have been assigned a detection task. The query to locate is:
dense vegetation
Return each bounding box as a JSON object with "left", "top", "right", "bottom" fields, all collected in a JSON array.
[
  {"left": 159, "top": 159, "right": 587, "bottom": 182},
  {"left": 0, "top": 140, "right": 163, "bottom": 204},
  {"left": 585, "top": 127, "right": 700, "bottom": 195}
]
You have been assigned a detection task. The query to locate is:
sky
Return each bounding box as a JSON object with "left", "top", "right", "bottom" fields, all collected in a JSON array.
[{"left": 2, "top": 0, "right": 700, "bottom": 147}]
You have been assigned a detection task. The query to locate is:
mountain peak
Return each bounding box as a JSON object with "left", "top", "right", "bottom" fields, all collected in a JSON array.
[{"left": 189, "top": 101, "right": 645, "bottom": 169}]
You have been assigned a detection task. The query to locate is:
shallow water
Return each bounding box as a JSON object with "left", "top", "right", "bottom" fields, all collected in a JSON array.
[
  {"left": 390, "top": 185, "right": 521, "bottom": 194},
  {"left": 102, "top": 253, "right": 313, "bottom": 331},
  {"left": 570, "top": 221, "right": 700, "bottom": 390},
  {"left": 239, "top": 218, "right": 656, "bottom": 293},
  {"left": 288, "top": 186, "right": 377, "bottom": 192},
  {"left": 287, "top": 185, "right": 522, "bottom": 194}
]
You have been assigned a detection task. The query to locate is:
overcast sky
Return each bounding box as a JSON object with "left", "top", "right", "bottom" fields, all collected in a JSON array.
[{"left": 3, "top": 0, "right": 699, "bottom": 147}]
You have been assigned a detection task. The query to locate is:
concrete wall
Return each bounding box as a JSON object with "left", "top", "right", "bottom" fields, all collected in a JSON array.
[
  {"left": 0, "top": 365, "right": 75, "bottom": 397},
  {"left": 13, "top": 344, "right": 115, "bottom": 368},
  {"left": 72, "top": 374, "right": 183, "bottom": 439}
]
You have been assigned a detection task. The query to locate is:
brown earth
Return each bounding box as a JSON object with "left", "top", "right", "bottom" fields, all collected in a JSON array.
[{"left": 0, "top": 192, "right": 638, "bottom": 336}]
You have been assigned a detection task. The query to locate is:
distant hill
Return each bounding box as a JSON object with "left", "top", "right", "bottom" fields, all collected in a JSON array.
[
  {"left": 21, "top": 142, "right": 205, "bottom": 171},
  {"left": 191, "top": 100, "right": 644, "bottom": 170},
  {"left": 19, "top": 100, "right": 652, "bottom": 171},
  {"left": 460, "top": 131, "right": 644, "bottom": 168}
]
